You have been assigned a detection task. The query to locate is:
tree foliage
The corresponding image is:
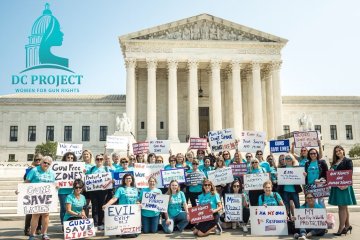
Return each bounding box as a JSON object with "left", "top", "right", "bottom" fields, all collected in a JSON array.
[
  {"left": 349, "top": 144, "right": 360, "bottom": 158},
  {"left": 35, "top": 141, "right": 57, "bottom": 159}
]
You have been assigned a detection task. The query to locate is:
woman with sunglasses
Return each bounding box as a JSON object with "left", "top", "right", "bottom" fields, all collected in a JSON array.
[
  {"left": 186, "top": 159, "right": 206, "bottom": 207},
  {"left": 199, "top": 157, "right": 214, "bottom": 178},
  {"left": 25, "top": 156, "right": 55, "bottom": 240},
  {"left": 291, "top": 141, "right": 323, "bottom": 167},
  {"left": 117, "top": 157, "right": 134, "bottom": 172},
  {"left": 193, "top": 179, "right": 223, "bottom": 237},
  {"left": 255, "top": 150, "right": 271, "bottom": 173},
  {"left": 278, "top": 154, "right": 286, "bottom": 167},
  {"left": 248, "top": 158, "right": 267, "bottom": 206},
  {"left": 63, "top": 179, "right": 87, "bottom": 221},
  {"left": 222, "top": 150, "right": 232, "bottom": 167},
  {"left": 162, "top": 180, "right": 189, "bottom": 233},
  {"left": 165, "top": 155, "right": 177, "bottom": 170},
  {"left": 329, "top": 145, "right": 356, "bottom": 236},
  {"left": 266, "top": 155, "right": 278, "bottom": 192}
]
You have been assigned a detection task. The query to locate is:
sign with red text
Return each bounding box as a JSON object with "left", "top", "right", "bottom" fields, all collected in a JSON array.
[
  {"left": 238, "top": 131, "right": 266, "bottom": 153},
  {"left": 189, "top": 204, "right": 214, "bottom": 224},
  {"left": 293, "top": 131, "right": 319, "bottom": 148},
  {"left": 294, "top": 209, "right": 327, "bottom": 229},
  {"left": 51, "top": 162, "right": 85, "bottom": 188},
  {"left": 133, "top": 163, "right": 164, "bottom": 188},
  {"left": 149, "top": 140, "right": 170, "bottom": 154},
  {"left": 250, "top": 206, "right": 288, "bottom": 235},
  {"left": 189, "top": 138, "right": 208, "bottom": 149},
  {"left": 104, "top": 204, "right": 141, "bottom": 236},
  {"left": 304, "top": 183, "right": 330, "bottom": 198},
  {"left": 224, "top": 194, "right": 243, "bottom": 222},
  {"left": 84, "top": 172, "right": 113, "bottom": 191},
  {"left": 64, "top": 218, "right": 95, "bottom": 240},
  {"left": 56, "top": 143, "right": 83, "bottom": 158},
  {"left": 326, "top": 170, "right": 353, "bottom": 187},
  {"left": 244, "top": 173, "right": 269, "bottom": 190},
  {"left": 132, "top": 142, "right": 149, "bottom": 155},
  {"left": 208, "top": 128, "right": 236, "bottom": 152},
  {"left": 230, "top": 163, "right": 248, "bottom": 177},
  {"left": 277, "top": 167, "right": 305, "bottom": 185},
  {"left": 207, "top": 167, "right": 234, "bottom": 186},
  {"left": 106, "top": 135, "right": 128, "bottom": 150}
]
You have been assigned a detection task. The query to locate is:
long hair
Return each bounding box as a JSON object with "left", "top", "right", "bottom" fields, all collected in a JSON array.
[
  {"left": 81, "top": 149, "right": 93, "bottom": 164},
  {"left": 166, "top": 180, "right": 180, "bottom": 195},
  {"left": 121, "top": 173, "right": 135, "bottom": 187},
  {"left": 332, "top": 145, "right": 345, "bottom": 167},
  {"left": 307, "top": 148, "right": 320, "bottom": 161},
  {"left": 62, "top": 152, "right": 77, "bottom": 162},
  {"left": 202, "top": 179, "right": 216, "bottom": 195},
  {"left": 230, "top": 179, "right": 243, "bottom": 194}
]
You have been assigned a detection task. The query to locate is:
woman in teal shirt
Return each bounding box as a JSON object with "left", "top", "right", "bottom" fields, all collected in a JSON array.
[
  {"left": 186, "top": 159, "right": 206, "bottom": 207},
  {"left": 64, "top": 179, "right": 87, "bottom": 221},
  {"left": 258, "top": 180, "right": 284, "bottom": 206},
  {"left": 138, "top": 177, "right": 162, "bottom": 233},
  {"left": 81, "top": 150, "right": 94, "bottom": 217},
  {"left": 248, "top": 159, "right": 267, "bottom": 206},
  {"left": 199, "top": 158, "right": 214, "bottom": 178},
  {"left": 164, "top": 155, "right": 177, "bottom": 170},
  {"left": 103, "top": 173, "right": 138, "bottom": 206}
]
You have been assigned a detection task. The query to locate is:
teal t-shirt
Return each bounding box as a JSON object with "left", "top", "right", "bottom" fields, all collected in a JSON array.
[
  {"left": 63, "top": 193, "right": 86, "bottom": 221},
  {"left": 260, "top": 161, "right": 271, "bottom": 173},
  {"left": 224, "top": 159, "right": 232, "bottom": 167},
  {"left": 199, "top": 166, "right": 214, "bottom": 178},
  {"left": 115, "top": 186, "right": 138, "bottom": 204},
  {"left": 185, "top": 161, "right": 193, "bottom": 170},
  {"left": 258, "top": 192, "right": 282, "bottom": 206},
  {"left": 85, "top": 163, "right": 94, "bottom": 172},
  {"left": 168, "top": 191, "right": 186, "bottom": 218},
  {"left": 269, "top": 166, "right": 277, "bottom": 182},
  {"left": 139, "top": 188, "right": 162, "bottom": 217},
  {"left": 198, "top": 192, "right": 221, "bottom": 210},
  {"left": 284, "top": 166, "right": 296, "bottom": 192},
  {"left": 26, "top": 166, "right": 55, "bottom": 183},
  {"left": 186, "top": 169, "right": 205, "bottom": 193},
  {"left": 250, "top": 167, "right": 266, "bottom": 174},
  {"left": 116, "top": 166, "right": 134, "bottom": 172},
  {"left": 307, "top": 161, "right": 319, "bottom": 184},
  {"left": 300, "top": 202, "right": 323, "bottom": 209},
  {"left": 164, "top": 164, "right": 176, "bottom": 170},
  {"left": 58, "top": 188, "right": 73, "bottom": 195},
  {"left": 86, "top": 166, "right": 108, "bottom": 174},
  {"left": 299, "top": 157, "right": 308, "bottom": 167}
]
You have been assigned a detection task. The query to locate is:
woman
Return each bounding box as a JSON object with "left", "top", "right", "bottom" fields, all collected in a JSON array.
[
  {"left": 26, "top": 156, "right": 55, "bottom": 240},
  {"left": 128, "top": 155, "right": 136, "bottom": 167},
  {"left": 214, "top": 156, "right": 227, "bottom": 197},
  {"left": 136, "top": 153, "right": 145, "bottom": 163},
  {"left": 155, "top": 156, "right": 164, "bottom": 164},
  {"left": 255, "top": 150, "right": 271, "bottom": 173},
  {"left": 165, "top": 155, "right": 177, "bottom": 170},
  {"left": 294, "top": 192, "right": 326, "bottom": 239},
  {"left": 278, "top": 154, "right": 286, "bottom": 167},
  {"left": 176, "top": 153, "right": 189, "bottom": 170},
  {"left": 233, "top": 151, "right": 246, "bottom": 164},
  {"left": 258, "top": 180, "right": 284, "bottom": 206},
  {"left": 248, "top": 158, "right": 267, "bottom": 206},
  {"left": 222, "top": 150, "right": 232, "bottom": 167},
  {"left": 199, "top": 157, "right": 214, "bottom": 178},
  {"left": 186, "top": 159, "right": 206, "bottom": 207},
  {"left": 162, "top": 180, "right": 189, "bottom": 233},
  {"left": 81, "top": 150, "right": 93, "bottom": 217},
  {"left": 328, "top": 145, "right": 357, "bottom": 236},
  {"left": 147, "top": 153, "right": 156, "bottom": 164},
  {"left": 58, "top": 152, "right": 77, "bottom": 226},
  {"left": 193, "top": 179, "right": 223, "bottom": 237},
  {"left": 267, "top": 155, "right": 278, "bottom": 192},
  {"left": 111, "top": 152, "right": 121, "bottom": 170},
  {"left": 138, "top": 177, "right": 162, "bottom": 233},
  {"left": 186, "top": 151, "right": 195, "bottom": 169},
  {"left": 63, "top": 179, "right": 87, "bottom": 221},
  {"left": 117, "top": 157, "right": 134, "bottom": 172}
]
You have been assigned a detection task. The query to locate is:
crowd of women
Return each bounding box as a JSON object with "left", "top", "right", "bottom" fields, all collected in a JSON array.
[{"left": 22, "top": 144, "right": 357, "bottom": 240}]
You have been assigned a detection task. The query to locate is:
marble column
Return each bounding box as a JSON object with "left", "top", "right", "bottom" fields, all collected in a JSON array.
[
  {"left": 264, "top": 66, "right": 275, "bottom": 139},
  {"left": 261, "top": 72, "right": 268, "bottom": 134},
  {"left": 125, "top": 58, "right": 137, "bottom": 137},
  {"left": 246, "top": 68, "right": 253, "bottom": 130},
  {"left": 210, "top": 59, "right": 222, "bottom": 131},
  {"left": 167, "top": 59, "right": 179, "bottom": 142},
  {"left": 146, "top": 58, "right": 157, "bottom": 140},
  {"left": 188, "top": 60, "right": 199, "bottom": 137},
  {"left": 272, "top": 61, "right": 283, "bottom": 138},
  {"left": 231, "top": 60, "right": 243, "bottom": 137},
  {"left": 251, "top": 62, "right": 263, "bottom": 131}
]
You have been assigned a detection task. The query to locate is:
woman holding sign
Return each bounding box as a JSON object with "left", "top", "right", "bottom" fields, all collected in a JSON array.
[
  {"left": 329, "top": 145, "right": 356, "bottom": 236},
  {"left": 63, "top": 179, "right": 87, "bottom": 221},
  {"left": 186, "top": 159, "right": 206, "bottom": 207},
  {"left": 258, "top": 180, "right": 284, "bottom": 206},
  {"left": 165, "top": 155, "right": 177, "bottom": 170},
  {"left": 248, "top": 159, "right": 267, "bottom": 206},
  {"left": 193, "top": 179, "right": 223, "bottom": 237}
]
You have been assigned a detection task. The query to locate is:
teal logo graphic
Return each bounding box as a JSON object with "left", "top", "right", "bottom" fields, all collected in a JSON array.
[{"left": 22, "top": 3, "right": 72, "bottom": 73}]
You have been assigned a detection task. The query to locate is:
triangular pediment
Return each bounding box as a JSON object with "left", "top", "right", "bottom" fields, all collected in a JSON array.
[{"left": 120, "top": 13, "right": 287, "bottom": 43}]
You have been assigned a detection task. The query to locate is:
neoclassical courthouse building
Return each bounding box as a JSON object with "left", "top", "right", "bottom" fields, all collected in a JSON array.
[{"left": 1, "top": 14, "right": 359, "bottom": 162}]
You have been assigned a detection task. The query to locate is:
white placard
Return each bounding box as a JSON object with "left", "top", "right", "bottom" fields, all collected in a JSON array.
[
  {"left": 224, "top": 194, "right": 243, "bottom": 222},
  {"left": 149, "top": 140, "right": 170, "bottom": 154},
  {"left": 51, "top": 162, "right": 85, "bottom": 188},
  {"left": 141, "top": 192, "right": 169, "bottom": 212},
  {"left": 64, "top": 218, "right": 96, "bottom": 240},
  {"left": 294, "top": 208, "right": 327, "bottom": 229},
  {"left": 85, "top": 172, "right": 113, "bottom": 191},
  {"left": 104, "top": 204, "right": 141, "bottom": 236},
  {"left": 277, "top": 167, "right": 305, "bottom": 185},
  {"left": 17, "top": 183, "right": 58, "bottom": 215},
  {"left": 56, "top": 143, "right": 83, "bottom": 158},
  {"left": 238, "top": 131, "right": 266, "bottom": 153},
  {"left": 208, "top": 128, "right": 236, "bottom": 152},
  {"left": 207, "top": 167, "right": 234, "bottom": 186},
  {"left": 250, "top": 206, "right": 288, "bottom": 235},
  {"left": 161, "top": 168, "right": 186, "bottom": 186},
  {"left": 244, "top": 173, "right": 269, "bottom": 190},
  {"left": 133, "top": 163, "right": 164, "bottom": 188},
  {"left": 293, "top": 131, "right": 319, "bottom": 148},
  {"left": 106, "top": 135, "right": 128, "bottom": 150}
]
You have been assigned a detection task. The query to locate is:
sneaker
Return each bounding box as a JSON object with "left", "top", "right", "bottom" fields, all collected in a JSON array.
[
  {"left": 215, "top": 228, "right": 221, "bottom": 235},
  {"left": 42, "top": 234, "right": 50, "bottom": 240},
  {"left": 242, "top": 225, "right": 248, "bottom": 233},
  {"left": 294, "top": 233, "right": 300, "bottom": 239},
  {"left": 232, "top": 222, "right": 237, "bottom": 229},
  {"left": 306, "top": 232, "right": 313, "bottom": 239},
  {"left": 298, "top": 236, "right": 307, "bottom": 240},
  {"left": 28, "top": 236, "right": 36, "bottom": 240},
  {"left": 97, "top": 225, "right": 104, "bottom": 231}
]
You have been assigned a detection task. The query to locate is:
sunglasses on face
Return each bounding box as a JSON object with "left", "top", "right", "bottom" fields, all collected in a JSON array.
[
  {"left": 251, "top": 162, "right": 259, "bottom": 164},
  {"left": 35, "top": 159, "right": 41, "bottom": 161},
  {"left": 301, "top": 149, "right": 307, "bottom": 152},
  {"left": 169, "top": 159, "right": 176, "bottom": 162},
  {"left": 74, "top": 186, "right": 83, "bottom": 189},
  {"left": 121, "top": 161, "right": 129, "bottom": 164},
  {"left": 125, "top": 177, "right": 132, "bottom": 180},
  {"left": 309, "top": 152, "right": 317, "bottom": 155},
  {"left": 285, "top": 158, "right": 292, "bottom": 161},
  {"left": 42, "top": 162, "right": 51, "bottom": 165},
  {"left": 96, "top": 158, "right": 103, "bottom": 161},
  {"left": 246, "top": 156, "right": 251, "bottom": 158},
  {"left": 257, "top": 153, "right": 263, "bottom": 156},
  {"left": 192, "top": 163, "right": 199, "bottom": 165},
  {"left": 306, "top": 197, "right": 314, "bottom": 199},
  {"left": 203, "top": 184, "right": 211, "bottom": 187}
]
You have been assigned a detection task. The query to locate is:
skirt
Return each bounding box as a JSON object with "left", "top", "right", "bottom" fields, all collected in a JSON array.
[{"left": 328, "top": 186, "right": 357, "bottom": 206}]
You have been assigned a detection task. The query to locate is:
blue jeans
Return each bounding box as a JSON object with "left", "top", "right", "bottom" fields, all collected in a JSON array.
[
  {"left": 162, "top": 211, "right": 189, "bottom": 233},
  {"left": 299, "top": 228, "right": 326, "bottom": 237},
  {"left": 282, "top": 191, "right": 300, "bottom": 210},
  {"left": 58, "top": 193, "right": 69, "bottom": 225},
  {"left": 141, "top": 215, "right": 160, "bottom": 233}
]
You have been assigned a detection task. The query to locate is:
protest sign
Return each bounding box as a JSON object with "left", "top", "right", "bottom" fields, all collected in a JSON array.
[
  {"left": 189, "top": 204, "right": 214, "bottom": 224},
  {"left": 85, "top": 172, "right": 113, "bottom": 191},
  {"left": 326, "top": 170, "right": 353, "bottom": 187},
  {"left": 64, "top": 218, "right": 95, "bottom": 240},
  {"left": 189, "top": 138, "right": 208, "bottom": 149},
  {"left": 230, "top": 163, "right": 248, "bottom": 177},
  {"left": 17, "top": 183, "right": 58, "bottom": 215},
  {"left": 106, "top": 135, "right": 128, "bottom": 150},
  {"left": 149, "top": 140, "right": 170, "bottom": 154},
  {"left": 244, "top": 173, "right": 269, "bottom": 190},
  {"left": 294, "top": 208, "right": 327, "bottom": 229},
  {"left": 186, "top": 171, "right": 205, "bottom": 185},
  {"left": 141, "top": 192, "right": 169, "bottom": 212},
  {"left": 134, "top": 163, "right": 164, "bottom": 188},
  {"left": 161, "top": 168, "right": 186, "bottom": 186},
  {"left": 56, "top": 143, "right": 83, "bottom": 158},
  {"left": 208, "top": 128, "right": 236, "bottom": 152},
  {"left": 113, "top": 171, "right": 133, "bottom": 188},
  {"left": 207, "top": 167, "right": 234, "bottom": 186},
  {"left": 224, "top": 194, "right": 243, "bottom": 222},
  {"left": 277, "top": 167, "right": 305, "bottom": 185},
  {"left": 104, "top": 204, "right": 141, "bottom": 236},
  {"left": 269, "top": 140, "right": 290, "bottom": 153},
  {"left": 132, "top": 142, "right": 149, "bottom": 155},
  {"left": 238, "top": 131, "right": 266, "bottom": 153},
  {"left": 51, "top": 162, "right": 85, "bottom": 188},
  {"left": 304, "top": 183, "right": 330, "bottom": 198},
  {"left": 250, "top": 206, "right": 288, "bottom": 235},
  {"left": 293, "top": 131, "right": 319, "bottom": 148}
]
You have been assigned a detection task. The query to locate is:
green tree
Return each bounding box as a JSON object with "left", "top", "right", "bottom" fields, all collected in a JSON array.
[
  {"left": 349, "top": 144, "right": 360, "bottom": 158},
  {"left": 35, "top": 141, "right": 57, "bottom": 159}
]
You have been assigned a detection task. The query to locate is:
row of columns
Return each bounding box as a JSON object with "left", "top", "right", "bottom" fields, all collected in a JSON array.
[{"left": 125, "top": 58, "right": 283, "bottom": 141}]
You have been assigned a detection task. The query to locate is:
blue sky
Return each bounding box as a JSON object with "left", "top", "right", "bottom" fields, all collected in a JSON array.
[{"left": 0, "top": 0, "right": 359, "bottom": 96}]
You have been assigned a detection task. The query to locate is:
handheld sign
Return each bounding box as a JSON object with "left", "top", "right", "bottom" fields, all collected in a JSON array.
[
  {"left": 161, "top": 168, "right": 186, "bottom": 186},
  {"left": 133, "top": 163, "right": 164, "bottom": 188},
  {"left": 269, "top": 140, "right": 290, "bottom": 153},
  {"left": 64, "top": 218, "right": 96, "bottom": 240},
  {"left": 186, "top": 171, "right": 205, "bottom": 186},
  {"left": 326, "top": 170, "right": 352, "bottom": 187},
  {"left": 141, "top": 193, "right": 169, "bottom": 212},
  {"left": 51, "top": 162, "right": 85, "bottom": 188},
  {"left": 304, "top": 183, "right": 330, "bottom": 198},
  {"left": 224, "top": 194, "right": 243, "bottom": 222},
  {"left": 132, "top": 142, "right": 149, "bottom": 155},
  {"left": 17, "top": 183, "right": 58, "bottom": 215},
  {"left": 113, "top": 171, "right": 134, "bottom": 188},
  {"left": 293, "top": 131, "right": 318, "bottom": 148},
  {"left": 56, "top": 143, "right": 83, "bottom": 158},
  {"left": 294, "top": 209, "right": 327, "bottom": 229},
  {"left": 238, "top": 131, "right": 266, "bottom": 153},
  {"left": 244, "top": 173, "right": 269, "bottom": 190},
  {"left": 207, "top": 167, "right": 234, "bottom": 186},
  {"left": 104, "top": 204, "right": 141, "bottom": 236},
  {"left": 149, "top": 140, "right": 170, "bottom": 154},
  {"left": 208, "top": 128, "right": 236, "bottom": 152},
  {"left": 106, "top": 136, "right": 128, "bottom": 150},
  {"left": 250, "top": 206, "right": 288, "bottom": 235},
  {"left": 277, "top": 167, "right": 305, "bottom": 185},
  {"left": 189, "top": 204, "right": 214, "bottom": 224},
  {"left": 85, "top": 172, "right": 113, "bottom": 191},
  {"left": 189, "top": 138, "right": 208, "bottom": 150},
  {"left": 230, "top": 163, "right": 248, "bottom": 177}
]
